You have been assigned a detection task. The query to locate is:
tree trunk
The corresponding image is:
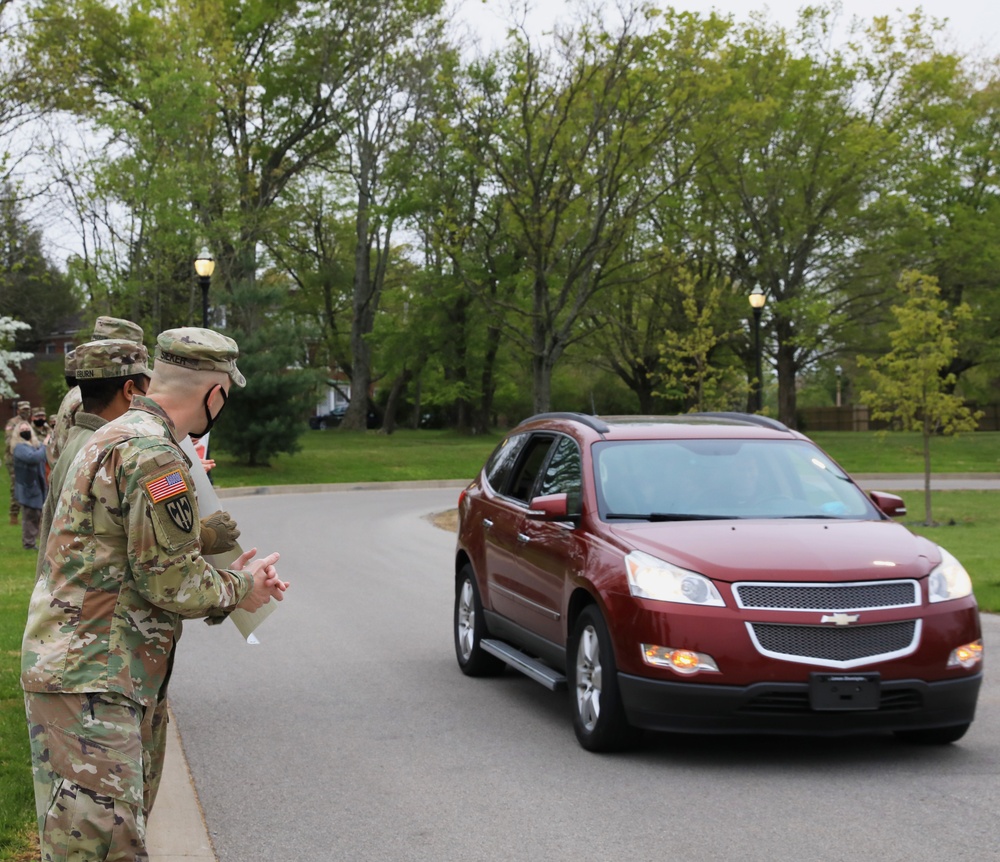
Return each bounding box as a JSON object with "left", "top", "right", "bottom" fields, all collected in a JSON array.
[
  {"left": 380, "top": 367, "right": 413, "bottom": 436},
  {"left": 923, "top": 416, "right": 933, "bottom": 526},
  {"left": 343, "top": 151, "right": 377, "bottom": 432},
  {"left": 774, "top": 317, "right": 798, "bottom": 429},
  {"left": 476, "top": 322, "right": 501, "bottom": 434},
  {"left": 531, "top": 354, "right": 553, "bottom": 415}
]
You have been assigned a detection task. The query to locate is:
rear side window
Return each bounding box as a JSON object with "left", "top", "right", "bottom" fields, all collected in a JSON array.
[{"left": 485, "top": 434, "right": 527, "bottom": 492}]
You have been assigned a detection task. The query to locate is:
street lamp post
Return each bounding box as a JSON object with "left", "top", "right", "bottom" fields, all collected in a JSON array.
[
  {"left": 194, "top": 246, "right": 215, "bottom": 328},
  {"left": 835, "top": 364, "right": 843, "bottom": 408},
  {"left": 748, "top": 286, "right": 767, "bottom": 412}
]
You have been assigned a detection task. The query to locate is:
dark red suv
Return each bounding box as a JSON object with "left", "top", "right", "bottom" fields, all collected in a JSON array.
[{"left": 453, "top": 413, "right": 983, "bottom": 751}]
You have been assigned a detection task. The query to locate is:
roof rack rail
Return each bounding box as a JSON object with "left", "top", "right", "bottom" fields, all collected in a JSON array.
[
  {"left": 689, "top": 411, "right": 789, "bottom": 432},
  {"left": 517, "top": 412, "right": 610, "bottom": 434}
]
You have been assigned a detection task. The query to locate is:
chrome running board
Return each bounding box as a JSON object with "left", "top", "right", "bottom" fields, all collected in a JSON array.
[{"left": 482, "top": 639, "right": 567, "bottom": 691}]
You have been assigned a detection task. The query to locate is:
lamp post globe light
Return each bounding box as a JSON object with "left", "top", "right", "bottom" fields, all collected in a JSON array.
[
  {"left": 194, "top": 246, "right": 215, "bottom": 328},
  {"left": 748, "top": 286, "right": 767, "bottom": 412}
]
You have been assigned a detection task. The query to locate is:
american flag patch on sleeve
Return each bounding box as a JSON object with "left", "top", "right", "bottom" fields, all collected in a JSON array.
[{"left": 145, "top": 469, "right": 189, "bottom": 503}]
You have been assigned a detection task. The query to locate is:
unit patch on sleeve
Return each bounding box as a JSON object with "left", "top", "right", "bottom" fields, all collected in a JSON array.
[
  {"left": 164, "top": 495, "right": 195, "bottom": 532},
  {"left": 144, "top": 469, "right": 189, "bottom": 503}
]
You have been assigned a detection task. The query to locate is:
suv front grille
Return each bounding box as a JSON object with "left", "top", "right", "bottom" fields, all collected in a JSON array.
[
  {"left": 739, "top": 687, "right": 923, "bottom": 715},
  {"left": 734, "top": 580, "right": 918, "bottom": 611},
  {"left": 747, "top": 620, "right": 920, "bottom": 669}
]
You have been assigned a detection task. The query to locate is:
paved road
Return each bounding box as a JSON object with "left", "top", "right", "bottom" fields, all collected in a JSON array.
[{"left": 166, "top": 486, "right": 1000, "bottom": 862}]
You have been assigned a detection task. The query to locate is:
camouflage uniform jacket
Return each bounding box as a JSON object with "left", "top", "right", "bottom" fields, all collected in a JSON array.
[
  {"left": 35, "top": 411, "right": 106, "bottom": 581},
  {"left": 21, "top": 395, "right": 254, "bottom": 707},
  {"left": 48, "top": 385, "right": 82, "bottom": 466}
]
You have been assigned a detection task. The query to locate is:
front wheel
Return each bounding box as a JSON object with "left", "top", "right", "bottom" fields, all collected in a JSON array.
[
  {"left": 568, "top": 605, "right": 638, "bottom": 752},
  {"left": 454, "top": 564, "right": 505, "bottom": 677}
]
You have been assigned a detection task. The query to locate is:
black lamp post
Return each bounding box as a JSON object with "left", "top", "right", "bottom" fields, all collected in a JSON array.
[
  {"left": 194, "top": 246, "right": 215, "bottom": 328},
  {"left": 748, "top": 286, "right": 767, "bottom": 412},
  {"left": 835, "top": 364, "right": 843, "bottom": 408}
]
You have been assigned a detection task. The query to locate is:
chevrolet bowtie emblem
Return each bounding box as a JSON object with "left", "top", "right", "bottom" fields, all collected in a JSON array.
[{"left": 821, "top": 613, "right": 860, "bottom": 625}]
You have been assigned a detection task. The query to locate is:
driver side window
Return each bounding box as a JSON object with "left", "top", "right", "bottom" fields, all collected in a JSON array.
[
  {"left": 507, "top": 435, "right": 556, "bottom": 503},
  {"left": 538, "top": 436, "right": 582, "bottom": 501}
]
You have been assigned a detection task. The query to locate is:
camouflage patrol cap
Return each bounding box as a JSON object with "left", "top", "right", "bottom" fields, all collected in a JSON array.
[
  {"left": 16, "top": 400, "right": 29, "bottom": 410},
  {"left": 92, "top": 316, "right": 144, "bottom": 344},
  {"left": 73, "top": 339, "right": 151, "bottom": 380},
  {"left": 154, "top": 327, "right": 246, "bottom": 388},
  {"left": 32, "top": 407, "right": 45, "bottom": 419},
  {"left": 64, "top": 348, "right": 76, "bottom": 375}
]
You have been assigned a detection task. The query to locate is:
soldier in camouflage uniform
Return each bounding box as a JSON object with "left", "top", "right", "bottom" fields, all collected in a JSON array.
[
  {"left": 49, "top": 316, "right": 145, "bottom": 467},
  {"left": 22, "top": 327, "right": 288, "bottom": 862},
  {"left": 5, "top": 400, "right": 32, "bottom": 524},
  {"left": 37, "top": 339, "right": 241, "bottom": 578},
  {"left": 35, "top": 339, "right": 152, "bottom": 578}
]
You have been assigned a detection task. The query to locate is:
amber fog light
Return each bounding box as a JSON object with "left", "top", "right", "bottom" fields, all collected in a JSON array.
[
  {"left": 947, "top": 639, "right": 983, "bottom": 669},
  {"left": 643, "top": 645, "right": 719, "bottom": 675}
]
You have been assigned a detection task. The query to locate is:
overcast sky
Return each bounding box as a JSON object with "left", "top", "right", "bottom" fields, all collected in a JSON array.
[{"left": 449, "top": 0, "right": 1000, "bottom": 57}]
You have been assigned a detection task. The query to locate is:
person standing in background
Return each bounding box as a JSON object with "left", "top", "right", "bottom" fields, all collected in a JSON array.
[
  {"left": 12, "top": 421, "right": 47, "bottom": 549},
  {"left": 5, "top": 400, "right": 32, "bottom": 525}
]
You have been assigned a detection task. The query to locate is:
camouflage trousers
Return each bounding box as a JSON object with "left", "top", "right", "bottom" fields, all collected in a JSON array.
[{"left": 24, "top": 690, "right": 170, "bottom": 862}]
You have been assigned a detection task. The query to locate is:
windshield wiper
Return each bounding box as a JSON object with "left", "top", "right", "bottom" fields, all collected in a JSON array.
[{"left": 606, "top": 512, "right": 737, "bottom": 521}]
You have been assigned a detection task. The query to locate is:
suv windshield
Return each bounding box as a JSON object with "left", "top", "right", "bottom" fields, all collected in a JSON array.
[{"left": 593, "top": 438, "right": 880, "bottom": 521}]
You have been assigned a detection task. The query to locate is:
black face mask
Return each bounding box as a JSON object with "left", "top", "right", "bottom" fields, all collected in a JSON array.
[
  {"left": 33, "top": 419, "right": 46, "bottom": 427},
  {"left": 19, "top": 430, "right": 31, "bottom": 440},
  {"left": 192, "top": 387, "right": 228, "bottom": 438}
]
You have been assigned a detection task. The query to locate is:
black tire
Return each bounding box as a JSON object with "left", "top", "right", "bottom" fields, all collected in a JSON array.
[
  {"left": 568, "top": 605, "right": 638, "bottom": 752},
  {"left": 454, "top": 564, "right": 505, "bottom": 676},
  {"left": 895, "top": 723, "right": 970, "bottom": 745}
]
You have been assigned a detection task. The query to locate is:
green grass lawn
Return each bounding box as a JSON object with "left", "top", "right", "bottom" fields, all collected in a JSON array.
[
  {"left": 1, "top": 427, "right": 998, "bottom": 859},
  {"left": 0, "top": 509, "right": 39, "bottom": 862},
  {"left": 808, "top": 430, "right": 1000, "bottom": 473},
  {"left": 210, "top": 427, "right": 504, "bottom": 487}
]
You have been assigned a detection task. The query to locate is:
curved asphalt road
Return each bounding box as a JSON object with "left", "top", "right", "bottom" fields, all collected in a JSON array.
[{"left": 158, "top": 483, "right": 1000, "bottom": 862}]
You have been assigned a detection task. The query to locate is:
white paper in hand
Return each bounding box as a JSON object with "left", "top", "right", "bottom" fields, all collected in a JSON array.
[{"left": 181, "top": 437, "right": 277, "bottom": 641}]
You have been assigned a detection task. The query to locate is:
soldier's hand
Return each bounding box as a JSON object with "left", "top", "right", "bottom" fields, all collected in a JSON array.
[
  {"left": 235, "top": 549, "right": 288, "bottom": 612},
  {"left": 200, "top": 510, "right": 241, "bottom": 555}
]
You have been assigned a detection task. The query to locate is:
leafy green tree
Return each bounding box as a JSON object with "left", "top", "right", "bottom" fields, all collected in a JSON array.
[
  {"left": 0, "top": 188, "right": 80, "bottom": 345},
  {"left": 328, "top": 16, "right": 447, "bottom": 431},
  {"left": 414, "top": 51, "right": 522, "bottom": 433},
  {"left": 210, "top": 283, "right": 322, "bottom": 466},
  {"left": 0, "top": 314, "right": 31, "bottom": 398},
  {"left": 857, "top": 271, "right": 981, "bottom": 525},
  {"left": 689, "top": 7, "right": 948, "bottom": 427},
  {"left": 656, "top": 269, "right": 746, "bottom": 412},
  {"left": 880, "top": 54, "right": 1000, "bottom": 386},
  {"left": 22, "top": 0, "right": 443, "bottom": 337},
  {"left": 463, "top": 6, "right": 726, "bottom": 413}
]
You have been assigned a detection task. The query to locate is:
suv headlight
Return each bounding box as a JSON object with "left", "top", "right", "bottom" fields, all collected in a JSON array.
[
  {"left": 928, "top": 547, "right": 974, "bottom": 603},
  {"left": 625, "top": 550, "right": 724, "bottom": 607}
]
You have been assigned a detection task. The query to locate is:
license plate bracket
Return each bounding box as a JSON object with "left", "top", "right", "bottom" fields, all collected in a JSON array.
[{"left": 809, "top": 672, "right": 881, "bottom": 711}]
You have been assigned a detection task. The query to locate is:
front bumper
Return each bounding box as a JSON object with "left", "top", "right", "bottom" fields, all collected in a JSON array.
[{"left": 618, "top": 671, "right": 982, "bottom": 736}]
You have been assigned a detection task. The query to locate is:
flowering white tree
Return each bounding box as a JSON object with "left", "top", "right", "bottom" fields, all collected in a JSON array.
[{"left": 0, "top": 316, "right": 32, "bottom": 398}]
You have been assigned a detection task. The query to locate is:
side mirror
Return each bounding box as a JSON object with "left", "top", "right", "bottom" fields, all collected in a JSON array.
[
  {"left": 869, "top": 491, "right": 907, "bottom": 518},
  {"left": 528, "top": 493, "right": 573, "bottom": 521}
]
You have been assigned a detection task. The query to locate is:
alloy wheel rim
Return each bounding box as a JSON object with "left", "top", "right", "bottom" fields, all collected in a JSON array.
[
  {"left": 457, "top": 579, "right": 475, "bottom": 660},
  {"left": 575, "top": 624, "right": 602, "bottom": 732}
]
